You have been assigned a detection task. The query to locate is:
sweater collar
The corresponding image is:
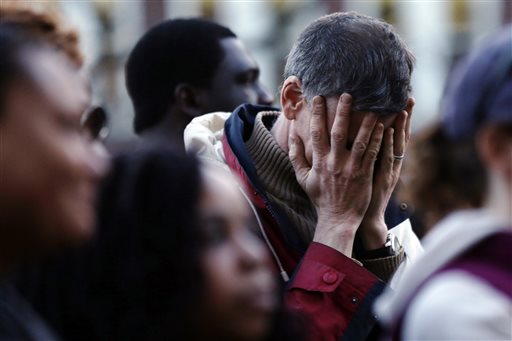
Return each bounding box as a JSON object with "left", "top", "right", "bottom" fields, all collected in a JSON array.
[
  {"left": 245, "top": 111, "right": 317, "bottom": 244},
  {"left": 245, "top": 112, "right": 303, "bottom": 195}
]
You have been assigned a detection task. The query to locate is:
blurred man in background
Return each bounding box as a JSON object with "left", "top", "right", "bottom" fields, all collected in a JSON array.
[{"left": 125, "top": 18, "right": 274, "bottom": 150}]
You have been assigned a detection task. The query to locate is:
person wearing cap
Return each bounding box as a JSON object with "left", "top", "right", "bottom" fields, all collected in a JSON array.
[{"left": 374, "top": 25, "right": 512, "bottom": 340}]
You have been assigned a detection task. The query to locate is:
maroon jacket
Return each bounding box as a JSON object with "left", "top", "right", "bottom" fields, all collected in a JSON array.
[{"left": 222, "top": 104, "right": 411, "bottom": 340}]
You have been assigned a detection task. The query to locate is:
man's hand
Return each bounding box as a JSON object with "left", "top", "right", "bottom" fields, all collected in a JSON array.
[
  {"left": 289, "top": 94, "right": 384, "bottom": 256},
  {"left": 359, "top": 99, "right": 414, "bottom": 250}
]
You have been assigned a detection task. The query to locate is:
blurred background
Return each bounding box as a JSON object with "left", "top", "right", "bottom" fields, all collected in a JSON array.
[{"left": 8, "top": 0, "right": 512, "bottom": 149}]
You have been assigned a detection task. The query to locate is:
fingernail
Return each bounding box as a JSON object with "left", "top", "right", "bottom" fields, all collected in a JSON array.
[
  {"left": 313, "top": 96, "right": 323, "bottom": 105},
  {"left": 341, "top": 93, "right": 351, "bottom": 104}
]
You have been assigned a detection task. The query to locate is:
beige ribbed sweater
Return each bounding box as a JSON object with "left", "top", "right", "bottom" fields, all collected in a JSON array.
[
  {"left": 246, "top": 111, "right": 317, "bottom": 244},
  {"left": 245, "top": 111, "right": 405, "bottom": 282}
]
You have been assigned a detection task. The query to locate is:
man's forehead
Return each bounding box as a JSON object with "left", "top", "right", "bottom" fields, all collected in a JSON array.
[
  {"left": 22, "top": 49, "right": 89, "bottom": 112},
  {"left": 323, "top": 96, "right": 398, "bottom": 115},
  {"left": 218, "top": 37, "right": 258, "bottom": 72}
]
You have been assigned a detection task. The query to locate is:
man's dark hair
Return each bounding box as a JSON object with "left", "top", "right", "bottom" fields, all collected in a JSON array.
[
  {"left": 399, "top": 123, "right": 486, "bottom": 231},
  {"left": 284, "top": 12, "right": 414, "bottom": 115},
  {"left": 126, "top": 18, "right": 236, "bottom": 134}
]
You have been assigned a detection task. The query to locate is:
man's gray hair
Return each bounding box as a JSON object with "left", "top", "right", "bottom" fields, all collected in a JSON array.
[{"left": 284, "top": 12, "right": 414, "bottom": 115}]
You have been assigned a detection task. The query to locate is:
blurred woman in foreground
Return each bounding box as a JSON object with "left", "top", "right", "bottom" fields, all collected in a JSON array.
[
  {"left": 87, "top": 150, "right": 301, "bottom": 340},
  {"left": 375, "top": 26, "right": 512, "bottom": 340}
]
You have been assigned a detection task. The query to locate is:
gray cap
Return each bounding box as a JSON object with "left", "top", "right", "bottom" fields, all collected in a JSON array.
[{"left": 442, "top": 25, "right": 512, "bottom": 139}]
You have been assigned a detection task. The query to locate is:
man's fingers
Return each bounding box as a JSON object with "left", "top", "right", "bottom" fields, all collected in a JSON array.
[
  {"left": 351, "top": 113, "right": 378, "bottom": 163},
  {"left": 289, "top": 127, "right": 310, "bottom": 186},
  {"left": 393, "top": 111, "right": 407, "bottom": 159},
  {"left": 310, "top": 96, "right": 329, "bottom": 160},
  {"left": 380, "top": 127, "right": 394, "bottom": 174},
  {"left": 362, "top": 123, "right": 384, "bottom": 170},
  {"left": 331, "top": 93, "right": 352, "bottom": 162},
  {"left": 404, "top": 109, "right": 412, "bottom": 146},
  {"left": 405, "top": 97, "right": 415, "bottom": 145}
]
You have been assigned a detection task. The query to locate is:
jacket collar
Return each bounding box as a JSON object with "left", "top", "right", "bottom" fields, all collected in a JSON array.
[
  {"left": 224, "top": 104, "right": 308, "bottom": 254},
  {"left": 224, "top": 104, "right": 280, "bottom": 195}
]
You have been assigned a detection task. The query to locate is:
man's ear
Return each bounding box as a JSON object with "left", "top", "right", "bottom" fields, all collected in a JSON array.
[
  {"left": 280, "top": 76, "right": 305, "bottom": 120},
  {"left": 405, "top": 97, "right": 415, "bottom": 116},
  {"left": 174, "top": 83, "right": 203, "bottom": 117}
]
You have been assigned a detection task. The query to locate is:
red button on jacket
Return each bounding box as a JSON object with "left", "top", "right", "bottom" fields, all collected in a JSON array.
[{"left": 323, "top": 271, "right": 338, "bottom": 284}]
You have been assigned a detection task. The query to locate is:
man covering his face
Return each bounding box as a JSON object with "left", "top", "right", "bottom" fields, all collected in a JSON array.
[{"left": 185, "top": 12, "right": 423, "bottom": 340}]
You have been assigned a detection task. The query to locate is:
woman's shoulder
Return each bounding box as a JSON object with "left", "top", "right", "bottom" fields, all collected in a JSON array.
[{"left": 403, "top": 270, "right": 512, "bottom": 340}]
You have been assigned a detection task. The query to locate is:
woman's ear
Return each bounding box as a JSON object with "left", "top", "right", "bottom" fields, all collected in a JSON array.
[
  {"left": 280, "top": 76, "right": 305, "bottom": 120},
  {"left": 174, "top": 83, "right": 202, "bottom": 117},
  {"left": 477, "top": 125, "right": 512, "bottom": 179}
]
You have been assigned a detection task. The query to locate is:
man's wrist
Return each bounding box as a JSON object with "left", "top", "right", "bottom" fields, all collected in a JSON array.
[
  {"left": 361, "top": 232, "right": 401, "bottom": 259},
  {"left": 314, "top": 217, "right": 358, "bottom": 256},
  {"left": 359, "top": 218, "right": 388, "bottom": 250}
]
